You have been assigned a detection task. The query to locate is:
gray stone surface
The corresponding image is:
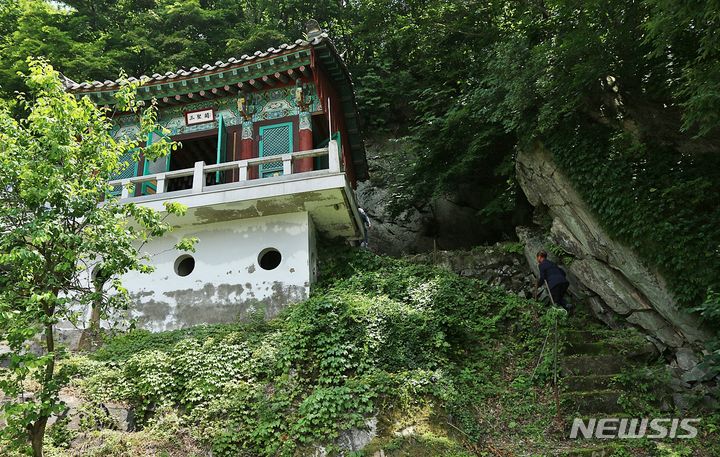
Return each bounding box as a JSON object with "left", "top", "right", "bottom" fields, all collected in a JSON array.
[
  {"left": 355, "top": 139, "right": 506, "bottom": 256},
  {"left": 515, "top": 145, "right": 711, "bottom": 348},
  {"left": 337, "top": 416, "right": 377, "bottom": 451},
  {"left": 681, "top": 365, "right": 713, "bottom": 384},
  {"left": 356, "top": 180, "right": 434, "bottom": 255},
  {"left": 313, "top": 417, "right": 377, "bottom": 456},
  {"left": 406, "top": 245, "right": 536, "bottom": 294},
  {"left": 0, "top": 342, "right": 10, "bottom": 368},
  {"left": 625, "top": 311, "right": 685, "bottom": 348},
  {"left": 675, "top": 347, "right": 700, "bottom": 372}
]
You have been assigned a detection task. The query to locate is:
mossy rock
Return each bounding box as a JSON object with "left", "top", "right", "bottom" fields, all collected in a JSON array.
[
  {"left": 558, "top": 445, "right": 616, "bottom": 457},
  {"left": 360, "top": 433, "right": 474, "bottom": 457}
]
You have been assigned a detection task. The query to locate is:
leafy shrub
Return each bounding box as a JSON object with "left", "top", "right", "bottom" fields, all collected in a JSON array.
[
  {"left": 45, "top": 416, "right": 74, "bottom": 449},
  {"left": 91, "top": 324, "right": 247, "bottom": 363},
  {"left": 79, "top": 249, "right": 560, "bottom": 456}
]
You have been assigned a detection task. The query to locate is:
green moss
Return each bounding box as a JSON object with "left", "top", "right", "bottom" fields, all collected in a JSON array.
[
  {"left": 499, "top": 241, "right": 525, "bottom": 255},
  {"left": 361, "top": 433, "right": 474, "bottom": 457}
]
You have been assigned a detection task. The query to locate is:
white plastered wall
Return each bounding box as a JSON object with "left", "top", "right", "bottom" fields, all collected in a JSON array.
[{"left": 116, "top": 211, "right": 314, "bottom": 332}]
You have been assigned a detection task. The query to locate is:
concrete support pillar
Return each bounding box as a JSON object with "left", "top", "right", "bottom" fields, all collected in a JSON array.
[
  {"left": 192, "top": 161, "right": 205, "bottom": 194},
  {"left": 328, "top": 140, "right": 341, "bottom": 172},
  {"left": 241, "top": 120, "right": 257, "bottom": 180},
  {"left": 296, "top": 111, "right": 314, "bottom": 173}
]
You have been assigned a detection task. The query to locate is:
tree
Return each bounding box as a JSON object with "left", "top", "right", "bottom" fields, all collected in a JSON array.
[{"left": 0, "top": 59, "right": 193, "bottom": 457}]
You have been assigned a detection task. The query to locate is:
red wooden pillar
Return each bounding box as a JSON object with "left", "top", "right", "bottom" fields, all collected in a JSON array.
[
  {"left": 295, "top": 111, "right": 314, "bottom": 173},
  {"left": 241, "top": 120, "right": 257, "bottom": 179}
]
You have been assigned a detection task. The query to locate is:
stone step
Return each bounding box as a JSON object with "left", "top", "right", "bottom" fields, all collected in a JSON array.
[
  {"left": 564, "top": 340, "right": 658, "bottom": 362},
  {"left": 564, "top": 341, "right": 615, "bottom": 356},
  {"left": 561, "top": 355, "right": 632, "bottom": 377},
  {"left": 563, "top": 374, "right": 615, "bottom": 392},
  {"left": 562, "top": 390, "right": 624, "bottom": 415},
  {"left": 563, "top": 329, "right": 616, "bottom": 346}
]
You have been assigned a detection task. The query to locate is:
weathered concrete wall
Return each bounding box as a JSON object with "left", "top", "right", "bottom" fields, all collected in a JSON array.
[
  {"left": 116, "top": 211, "right": 315, "bottom": 331},
  {"left": 515, "top": 144, "right": 712, "bottom": 364}
]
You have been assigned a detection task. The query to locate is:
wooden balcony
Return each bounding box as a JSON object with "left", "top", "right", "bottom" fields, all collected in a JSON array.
[
  {"left": 110, "top": 142, "right": 340, "bottom": 200},
  {"left": 108, "top": 140, "right": 363, "bottom": 239}
]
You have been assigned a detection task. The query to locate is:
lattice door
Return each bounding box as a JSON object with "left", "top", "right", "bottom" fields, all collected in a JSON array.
[
  {"left": 142, "top": 131, "right": 170, "bottom": 195},
  {"left": 110, "top": 150, "right": 138, "bottom": 195},
  {"left": 259, "top": 122, "right": 293, "bottom": 178}
]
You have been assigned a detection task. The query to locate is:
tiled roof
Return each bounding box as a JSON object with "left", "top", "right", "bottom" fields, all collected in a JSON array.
[
  {"left": 66, "top": 34, "right": 328, "bottom": 92},
  {"left": 64, "top": 30, "right": 367, "bottom": 181}
]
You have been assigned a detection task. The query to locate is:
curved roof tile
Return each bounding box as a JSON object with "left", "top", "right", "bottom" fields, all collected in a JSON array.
[{"left": 68, "top": 35, "right": 327, "bottom": 91}]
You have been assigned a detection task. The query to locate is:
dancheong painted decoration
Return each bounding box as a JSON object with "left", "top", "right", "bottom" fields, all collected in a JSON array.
[{"left": 65, "top": 21, "right": 368, "bottom": 332}]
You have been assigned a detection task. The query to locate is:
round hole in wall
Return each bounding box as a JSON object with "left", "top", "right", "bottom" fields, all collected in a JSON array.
[
  {"left": 174, "top": 255, "right": 195, "bottom": 277},
  {"left": 258, "top": 248, "right": 282, "bottom": 271}
]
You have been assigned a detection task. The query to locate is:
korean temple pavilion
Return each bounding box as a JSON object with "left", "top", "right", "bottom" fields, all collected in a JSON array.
[{"left": 66, "top": 22, "right": 367, "bottom": 331}]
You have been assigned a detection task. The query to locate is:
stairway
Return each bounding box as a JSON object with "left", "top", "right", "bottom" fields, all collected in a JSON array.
[{"left": 556, "top": 306, "right": 662, "bottom": 457}]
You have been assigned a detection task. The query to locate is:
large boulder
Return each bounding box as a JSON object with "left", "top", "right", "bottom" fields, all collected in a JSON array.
[
  {"left": 355, "top": 138, "right": 517, "bottom": 255},
  {"left": 355, "top": 180, "right": 434, "bottom": 255},
  {"left": 515, "top": 144, "right": 711, "bottom": 349}
]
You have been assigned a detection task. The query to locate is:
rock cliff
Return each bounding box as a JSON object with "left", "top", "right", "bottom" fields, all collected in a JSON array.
[
  {"left": 515, "top": 144, "right": 712, "bottom": 378},
  {"left": 355, "top": 138, "right": 526, "bottom": 255}
]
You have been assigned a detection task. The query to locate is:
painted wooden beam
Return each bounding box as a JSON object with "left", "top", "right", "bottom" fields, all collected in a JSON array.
[
  {"left": 261, "top": 75, "right": 276, "bottom": 87},
  {"left": 287, "top": 68, "right": 300, "bottom": 80},
  {"left": 274, "top": 72, "right": 289, "bottom": 84},
  {"left": 299, "top": 65, "right": 311, "bottom": 78},
  {"left": 216, "top": 84, "right": 238, "bottom": 95},
  {"left": 248, "top": 79, "right": 263, "bottom": 89}
]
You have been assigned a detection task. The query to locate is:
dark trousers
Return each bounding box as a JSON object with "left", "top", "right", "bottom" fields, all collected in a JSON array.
[{"left": 550, "top": 282, "right": 570, "bottom": 309}]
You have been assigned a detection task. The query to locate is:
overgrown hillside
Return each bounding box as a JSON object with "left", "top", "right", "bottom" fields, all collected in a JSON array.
[{"left": 4, "top": 249, "right": 716, "bottom": 456}]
